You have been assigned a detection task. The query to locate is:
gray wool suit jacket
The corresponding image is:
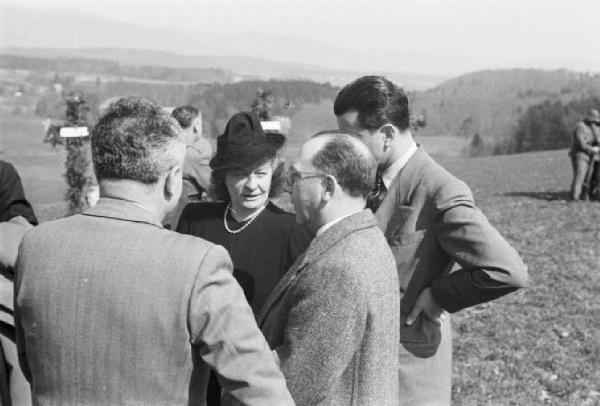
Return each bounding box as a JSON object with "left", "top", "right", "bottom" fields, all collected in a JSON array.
[
  {"left": 258, "top": 209, "right": 400, "bottom": 406},
  {"left": 375, "top": 147, "right": 528, "bottom": 405},
  {"left": 14, "top": 198, "right": 294, "bottom": 406}
]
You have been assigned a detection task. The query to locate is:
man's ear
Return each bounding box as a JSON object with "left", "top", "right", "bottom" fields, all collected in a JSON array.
[
  {"left": 380, "top": 125, "right": 396, "bottom": 146},
  {"left": 321, "top": 175, "right": 337, "bottom": 201},
  {"left": 163, "top": 165, "right": 182, "bottom": 200}
]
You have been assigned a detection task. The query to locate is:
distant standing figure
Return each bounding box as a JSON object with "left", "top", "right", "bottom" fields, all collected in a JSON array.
[
  {"left": 14, "top": 97, "right": 294, "bottom": 405},
  {"left": 164, "top": 105, "right": 213, "bottom": 228},
  {"left": 335, "top": 75, "right": 528, "bottom": 405},
  {"left": 259, "top": 131, "right": 400, "bottom": 405},
  {"left": 0, "top": 160, "right": 38, "bottom": 406},
  {"left": 569, "top": 109, "right": 600, "bottom": 200}
]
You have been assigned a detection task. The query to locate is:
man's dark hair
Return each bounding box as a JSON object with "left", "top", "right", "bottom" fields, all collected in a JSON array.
[
  {"left": 334, "top": 75, "right": 410, "bottom": 131},
  {"left": 311, "top": 131, "right": 376, "bottom": 198},
  {"left": 171, "top": 105, "right": 199, "bottom": 129},
  {"left": 91, "top": 96, "right": 183, "bottom": 184}
]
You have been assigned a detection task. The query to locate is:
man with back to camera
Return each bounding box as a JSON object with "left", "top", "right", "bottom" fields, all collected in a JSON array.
[
  {"left": 259, "top": 131, "right": 400, "bottom": 405},
  {"left": 335, "top": 76, "right": 529, "bottom": 405},
  {"left": 569, "top": 108, "right": 600, "bottom": 200},
  {"left": 13, "top": 96, "right": 294, "bottom": 405}
]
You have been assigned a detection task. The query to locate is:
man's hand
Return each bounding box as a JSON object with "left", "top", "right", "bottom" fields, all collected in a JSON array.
[
  {"left": 405, "top": 287, "right": 443, "bottom": 326},
  {"left": 591, "top": 146, "right": 600, "bottom": 154}
]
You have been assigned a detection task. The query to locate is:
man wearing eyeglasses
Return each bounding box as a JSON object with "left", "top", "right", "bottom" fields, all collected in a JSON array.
[{"left": 258, "top": 131, "right": 401, "bottom": 405}]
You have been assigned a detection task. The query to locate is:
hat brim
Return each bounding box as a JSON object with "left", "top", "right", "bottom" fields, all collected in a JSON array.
[{"left": 210, "top": 132, "right": 285, "bottom": 170}]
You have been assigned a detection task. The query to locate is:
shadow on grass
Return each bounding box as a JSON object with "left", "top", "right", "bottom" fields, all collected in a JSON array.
[{"left": 503, "top": 191, "right": 570, "bottom": 201}]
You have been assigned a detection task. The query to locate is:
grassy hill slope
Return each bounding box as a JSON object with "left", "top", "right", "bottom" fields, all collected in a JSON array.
[{"left": 439, "top": 150, "right": 600, "bottom": 405}]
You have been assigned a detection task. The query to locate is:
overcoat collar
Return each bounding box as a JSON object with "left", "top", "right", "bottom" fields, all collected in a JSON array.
[
  {"left": 258, "top": 209, "right": 377, "bottom": 324},
  {"left": 381, "top": 145, "right": 430, "bottom": 207},
  {"left": 81, "top": 197, "right": 164, "bottom": 228}
]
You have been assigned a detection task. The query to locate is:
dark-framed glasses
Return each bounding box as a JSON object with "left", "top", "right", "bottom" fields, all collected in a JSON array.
[{"left": 285, "top": 169, "right": 328, "bottom": 188}]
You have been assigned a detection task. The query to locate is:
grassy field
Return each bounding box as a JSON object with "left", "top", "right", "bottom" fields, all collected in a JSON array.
[{"left": 2, "top": 113, "right": 599, "bottom": 405}]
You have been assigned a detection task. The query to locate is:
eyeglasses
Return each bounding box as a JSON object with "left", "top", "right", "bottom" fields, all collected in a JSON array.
[{"left": 285, "top": 169, "right": 328, "bottom": 188}]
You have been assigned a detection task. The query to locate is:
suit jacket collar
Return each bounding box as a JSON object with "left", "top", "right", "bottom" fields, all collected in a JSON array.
[
  {"left": 258, "top": 209, "right": 377, "bottom": 324},
  {"left": 82, "top": 198, "right": 164, "bottom": 228},
  {"left": 385, "top": 145, "right": 430, "bottom": 205}
]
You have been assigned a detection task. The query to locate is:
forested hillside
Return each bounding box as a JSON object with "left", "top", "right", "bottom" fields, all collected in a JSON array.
[
  {"left": 4, "top": 53, "right": 600, "bottom": 157},
  {"left": 412, "top": 69, "right": 600, "bottom": 154}
]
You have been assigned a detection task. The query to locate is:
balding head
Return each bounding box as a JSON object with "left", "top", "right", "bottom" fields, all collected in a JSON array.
[{"left": 305, "top": 130, "right": 376, "bottom": 198}]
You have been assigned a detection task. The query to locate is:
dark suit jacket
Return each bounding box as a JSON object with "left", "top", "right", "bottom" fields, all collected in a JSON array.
[
  {"left": 14, "top": 198, "right": 293, "bottom": 405},
  {"left": 375, "top": 147, "right": 528, "bottom": 405},
  {"left": 259, "top": 210, "right": 400, "bottom": 406}
]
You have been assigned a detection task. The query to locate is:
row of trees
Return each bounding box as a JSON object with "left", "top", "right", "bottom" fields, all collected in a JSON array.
[
  {"left": 461, "top": 96, "right": 600, "bottom": 157},
  {"left": 0, "top": 54, "right": 231, "bottom": 83},
  {"left": 507, "top": 96, "right": 600, "bottom": 154}
]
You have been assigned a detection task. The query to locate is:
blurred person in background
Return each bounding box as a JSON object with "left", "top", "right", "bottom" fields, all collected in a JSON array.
[
  {"left": 569, "top": 108, "right": 600, "bottom": 200},
  {"left": 0, "top": 160, "right": 38, "bottom": 406},
  {"left": 177, "top": 111, "right": 313, "bottom": 405},
  {"left": 163, "top": 105, "right": 213, "bottom": 228},
  {"left": 335, "top": 75, "right": 528, "bottom": 405},
  {"left": 14, "top": 97, "right": 293, "bottom": 406}
]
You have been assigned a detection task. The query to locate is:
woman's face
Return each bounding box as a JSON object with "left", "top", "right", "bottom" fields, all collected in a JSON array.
[{"left": 225, "top": 160, "right": 274, "bottom": 217}]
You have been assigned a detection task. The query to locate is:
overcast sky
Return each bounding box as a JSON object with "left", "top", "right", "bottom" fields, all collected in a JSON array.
[{"left": 1, "top": 0, "right": 599, "bottom": 75}]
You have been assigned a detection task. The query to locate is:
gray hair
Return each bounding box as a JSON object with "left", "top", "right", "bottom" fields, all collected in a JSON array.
[
  {"left": 91, "top": 96, "right": 184, "bottom": 184},
  {"left": 310, "top": 130, "right": 376, "bottom": 198}
]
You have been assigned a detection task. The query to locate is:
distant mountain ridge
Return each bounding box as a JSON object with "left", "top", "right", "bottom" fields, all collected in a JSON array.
[
  {"left": 0, "top": 46, "right": 446, "bottom": 91},
  {"left": 0, "top": 3, "right": 447, "bottom": 90}
]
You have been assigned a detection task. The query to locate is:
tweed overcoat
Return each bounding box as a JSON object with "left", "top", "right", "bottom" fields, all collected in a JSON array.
[
  {"left": 258, "top": 209, "right": 400, "bottom": 406},
  {"left": 14, "top": 198, "right": 293, "bottom": 406},
  {"left": 374, "top": 147, "right": 528, "bottom": 405}
]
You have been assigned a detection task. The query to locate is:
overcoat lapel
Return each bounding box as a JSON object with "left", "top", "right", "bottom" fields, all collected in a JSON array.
[
  {"left": 258, "top": 210, "right": 376, "bottom": 325},
  {"left": 374, "top": 146, "right": 430, "bottom": 232}
]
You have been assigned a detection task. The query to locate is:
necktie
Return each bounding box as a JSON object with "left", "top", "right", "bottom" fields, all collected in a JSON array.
[{"left": 366, "top": 169, "right": 387, "bottom": 211}]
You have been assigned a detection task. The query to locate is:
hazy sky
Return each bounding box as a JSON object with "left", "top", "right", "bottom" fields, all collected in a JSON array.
[{"left": 1, "top": 0, "right": 599, "bottom": 75}]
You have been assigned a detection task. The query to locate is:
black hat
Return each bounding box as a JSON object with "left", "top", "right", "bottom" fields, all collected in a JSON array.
[{"left": 210, "top": 111, "right": 285, "bottom": 170}]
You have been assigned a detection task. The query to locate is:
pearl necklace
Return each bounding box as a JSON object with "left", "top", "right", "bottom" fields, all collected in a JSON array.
[{"left": 223, "top": 203, "right": 268, "bottom": 234}]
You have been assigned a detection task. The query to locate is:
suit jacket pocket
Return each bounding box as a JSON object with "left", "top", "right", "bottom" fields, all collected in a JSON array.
[{"left": 400, "top": 310, "right": 441, "bottom": 358}]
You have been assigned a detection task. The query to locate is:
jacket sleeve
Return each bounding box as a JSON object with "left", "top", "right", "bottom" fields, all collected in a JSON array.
[
  {"left": 429, "top": 184, "right": 528, "bottom": 313},
  {"left": 13, "top": 243, "right": 32, "bottom": 382},
  {"left": 275, "top": 263, "right": 367, "bottom": 405},
  {"left": 187, "top": 245, "right": 294, "bottom": 406}
]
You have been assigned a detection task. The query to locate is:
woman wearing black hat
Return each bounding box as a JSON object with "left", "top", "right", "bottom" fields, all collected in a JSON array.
[
  {"left": 177, "top": 111, "right": 312, "bottom": 313},
  {"left": 177, "top": 111, "right": 312, "bottom": 405}
]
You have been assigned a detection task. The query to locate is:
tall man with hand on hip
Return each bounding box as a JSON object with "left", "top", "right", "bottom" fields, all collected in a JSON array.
[{"left": 335, "top": 76, "right": 528, "bottom": 405}]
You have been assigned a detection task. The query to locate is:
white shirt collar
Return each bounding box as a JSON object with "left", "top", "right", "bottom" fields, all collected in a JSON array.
[
  {"left": 381, "top": 140, "right": 418, "bottom": 189},
  {"left": 316, "top": 210, "right": 361, "bottom": 236}
]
